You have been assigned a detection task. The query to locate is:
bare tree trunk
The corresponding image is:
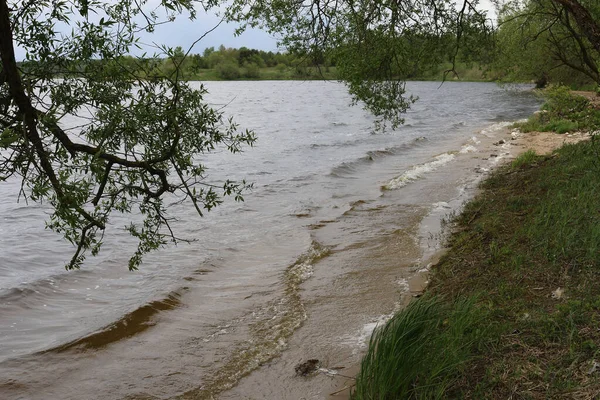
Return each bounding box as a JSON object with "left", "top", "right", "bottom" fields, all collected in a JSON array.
[{"left": 551, "top": 0, "right": 600, "bottom": 53}]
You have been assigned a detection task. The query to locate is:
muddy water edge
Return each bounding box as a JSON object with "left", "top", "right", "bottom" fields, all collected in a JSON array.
[{"left": 220, "top": 124, "right": 532, "bottom": 400}]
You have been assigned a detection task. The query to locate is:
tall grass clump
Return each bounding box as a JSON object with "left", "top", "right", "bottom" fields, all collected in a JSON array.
[{"left": 352, "top": 295, "right": 485, "bottom": 400}]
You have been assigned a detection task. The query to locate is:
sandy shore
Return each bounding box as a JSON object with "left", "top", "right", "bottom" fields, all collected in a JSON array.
[
  {"left": 324, "top": 119, "right": 593, "bottom": 399},
  {"left": 512, "top": 129, "right": 590, "bottom": 155}
]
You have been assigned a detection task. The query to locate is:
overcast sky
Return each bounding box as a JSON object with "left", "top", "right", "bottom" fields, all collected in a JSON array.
[
  {"left": 15, "top": 0, "right": 496, "bottom": 59},
  {"left": 137, "top": 12, "right": 281, "bottom": 55},
  {"left": 140, "top": 0, "right": 497, "bottom": 55}
]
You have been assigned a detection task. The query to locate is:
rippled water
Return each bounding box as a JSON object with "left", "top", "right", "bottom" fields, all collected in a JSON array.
[{"left": 0, "top": 81, "right": 541, "bottom": 399}]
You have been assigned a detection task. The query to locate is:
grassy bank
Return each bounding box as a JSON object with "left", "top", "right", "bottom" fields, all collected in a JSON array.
[{"left": 353, "top": 94, "right": 600, "bottom": 399}]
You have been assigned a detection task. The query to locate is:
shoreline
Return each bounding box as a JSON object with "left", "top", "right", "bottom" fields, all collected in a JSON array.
[
  {"left": 350, "top": 89, "right": 600, "bottom": 399},
  {"left": 322, "top": 121, "right": 591, "bottom": 399}
]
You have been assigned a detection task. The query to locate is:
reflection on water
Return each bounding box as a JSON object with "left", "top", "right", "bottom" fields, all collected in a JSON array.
[{"left": 0, "top": 81, "right": 541, "bottom": 399}]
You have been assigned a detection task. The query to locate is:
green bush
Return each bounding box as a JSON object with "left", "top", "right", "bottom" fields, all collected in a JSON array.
[
  {"left": 545, "top": 119, "right": 579, "bottom": 134},
  {"left": 216, "top": 62, "right": 241, "bottom": 80},
  {"left": 515, "top": 86, "right": 600, "bottom": 134},
  {"left": 541, "top": 86, "right": 589, "bottom": 120},
  {"left": 242, "top": 63, "right": 261, "bottom": 79}
]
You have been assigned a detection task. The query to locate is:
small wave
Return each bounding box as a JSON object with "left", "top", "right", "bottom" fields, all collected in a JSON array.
[
  {"left": 431, "top": 201, "right": 452, "bottom": 211},
  {"left": 247, "top": 171, "right": 273, "bottom": 176},
  {"left": 459, "top": 144, "right": 477, "bottom": 154},
  {"left": 289, "top": 174, "right": 314, "bottom": 182},
  {"left": 397, "top": 278, "right": 409, "bottom": 291},
  {"left": 329, "top": 160, "right": 366, "bottom": 178},
  {"left": 287, "top": 240, "right": 330, "bottom": 285},
  {"left": 348, "top": 199, "right": 371, "bottom": 210},
  {"left": 0, "top": 270, "right": 95, "bottom": 305},
  {"left": 383, "top": 153, "right": 456, "bottom": 190},
  {"left": 330, "top": 138, "right": 429, "bottom": 178},
  {"left": 43, "top": 289, "right": 185, "bottom": 353},
  {"left": 180, "top": 240, "right": 331, "bottom": 398},
  {"left": 340, "top": 310, "right": 398, "bottom": 352},
  {"left": 291, "top": 203, "right": 321, "bottom": 218},
  {"left": 309, "top": 139, "right": 362, "bottom": 150},
  {"left": 367, "top": 149, "right": 394, "bottom": 159},
  {"left": 479, "top": 121, "right": 513, "bottom": 137}
]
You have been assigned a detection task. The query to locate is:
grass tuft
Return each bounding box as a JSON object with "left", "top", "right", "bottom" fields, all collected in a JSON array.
[
  {"left": 352, "top": 295, "right": 487, "bottom": 400},
  {"left": 511, "top": 149, "right": 538, "bottom": 169}
]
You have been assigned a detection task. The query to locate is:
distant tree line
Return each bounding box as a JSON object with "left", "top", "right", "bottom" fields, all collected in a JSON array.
[{"left": 152, "top": 45, "right": 336, "bottom": 80}]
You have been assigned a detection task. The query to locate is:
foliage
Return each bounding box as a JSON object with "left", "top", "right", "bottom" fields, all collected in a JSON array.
[
  {"left": 0, "top": 1, "right": 256, "bottom": 269},
  {"left": 107, "top": 45, "right": 335, "bottom": 81},
  {"left": 227, "top": 0, "right": 493, "bottom": 128},
  {"left": 242, "top": 63, "right": 261, "bottom": 79},
  {"left": 494, "top": 0, "right": 600, "bottom": 87},
  {"left": 216, "top": 61, "right": 242, "bottom": 80}
]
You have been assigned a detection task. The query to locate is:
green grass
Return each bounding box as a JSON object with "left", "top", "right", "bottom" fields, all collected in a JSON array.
[
  {"left": 514, "top": 86, "right": 600, "bottom": 134},
  {"left": 354, "top": 112, "right": 600, "bottom": 398},
  {"left": 353, "top": 295, "right": 487, "bottom": 400},
  {"left": 511, "top": 149, "right": 539, "bottom": 169}
]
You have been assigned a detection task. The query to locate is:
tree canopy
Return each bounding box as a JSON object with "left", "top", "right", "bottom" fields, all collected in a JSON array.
[
  {"left": 1, "top": 0, "right": 599, "bottom": 270},
  {"left": 0, "top": 0, "right": 256, "bottom": 270},
  {"left": 494, "top": 0, "right": 600, "bottom": 86}
]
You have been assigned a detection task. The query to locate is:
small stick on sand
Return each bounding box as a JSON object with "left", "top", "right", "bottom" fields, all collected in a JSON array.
[{"left": 329, "top": 384, "right": 355, "bottom": 396}]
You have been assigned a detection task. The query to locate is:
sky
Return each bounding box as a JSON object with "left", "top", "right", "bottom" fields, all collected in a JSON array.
[
  {"left": 14, "top": 0, "right": 497, "bottom": 60},
  {"left": 135, "top": 12, "right": 281, "bottom": 56},
  {"left": 138, "top": 0, "right": 497, "bottom": 56}
]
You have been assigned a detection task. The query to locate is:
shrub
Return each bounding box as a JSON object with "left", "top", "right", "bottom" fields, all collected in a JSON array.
[
  {"left": 515, "top": 87, "right": 598, "bottom": 134},
  {"left": 541, "top": 86, "right": 589, "bottom": 120},
  {"left": 545, "top": 119, "right": 579, "bottom": 134},
  {"left": 216, "top": 62, "right": 241, "bottom": 80},
  {"left": 242, "top": 63, "right": 261, "bottom": 79}
]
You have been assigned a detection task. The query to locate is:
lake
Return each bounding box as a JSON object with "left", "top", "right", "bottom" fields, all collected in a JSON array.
[{"left": 0, "top": 81, "right": 541, "bottom": 399}]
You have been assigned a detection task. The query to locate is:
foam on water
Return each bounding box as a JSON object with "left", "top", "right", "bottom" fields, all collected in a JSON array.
[
  {"left": 460, "top": 144, "right": 477, "bottom": 153},
  {"left": 340, "top": 310, "right": 398, "bottom": 353},
  {"left": 383, "top": 153, "right": 456, "bottom": 190},
  {"left": 480, "top": 121, "right": 514, "bottom": 137},
  {"left": 397, "top": 277, "right": 409, "bottom": 291}
]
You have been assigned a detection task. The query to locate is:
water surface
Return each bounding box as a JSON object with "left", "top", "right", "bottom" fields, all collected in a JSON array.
[{"left": 0, "top": 81, "right": 541, "bottom": 399}]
